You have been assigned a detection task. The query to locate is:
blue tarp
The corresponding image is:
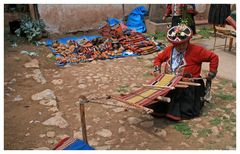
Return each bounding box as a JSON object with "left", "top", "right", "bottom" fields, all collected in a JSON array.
[
  {"left": 126, "top": 6, "right": 148, "bottom": 33},
  {"left": 107, "top": 18, "right": 122, "bottom": 27}
]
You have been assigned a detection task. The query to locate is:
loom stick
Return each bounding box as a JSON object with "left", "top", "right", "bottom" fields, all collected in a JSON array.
[
  {"left": 142, "top": 84, "right": 175, "bottom": 90},
  {"left": 156, "top": 96, "right": 171, "bottom": 103},
  {"left": 178, "top": 81, "right": 201, "bottom": 86}
]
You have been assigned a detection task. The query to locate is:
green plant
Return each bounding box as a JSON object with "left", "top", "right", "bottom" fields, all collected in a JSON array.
[
  {"left": 198, "top": 128, "right": 212, "bottom": 137},
  {"left": 117, "top": 85, "right": 129, "bottom": 93},
  {"left": 15, "top": 15, "right": 45, "bottom": 43},
  {"left": 216, "top": 92, "right": 235, "bottom": 101},
  {"left": 174, "top": 122, "right": 192, "bottom": 137},
  {"left": 209, "top": 117, "right": 221, "bottom": 126}
]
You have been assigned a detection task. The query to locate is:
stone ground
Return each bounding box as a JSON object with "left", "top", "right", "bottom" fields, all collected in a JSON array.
[{"left": 4, "top": 30, "right": 236, "bottom": 150}]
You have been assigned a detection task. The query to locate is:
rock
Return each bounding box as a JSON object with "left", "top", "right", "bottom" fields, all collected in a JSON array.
[
  {"left": 226, "top": 104, "right": 232, "bottom": 109},
  {"left": 165, "top": 146, "right": 172, "bottom": 150},
  {"left": 195, "top": 124, "right": 204, "bottom": 128},
  {"left": 53, "top": 74, "right": 61, "bottom": 78},
  {"left": 192, "top": 118, "right": 202, "bottom": 122},
  {"left": 119, "top": 120, "right": 125, "bottom": 124},
  {"left": 140, "top": 121, "right": 154, "bottom": 128},
  {"left": 198, "top": 137, "right": 204, "bottom": 144},
  {"left": 48, "top": 107, "right": 59, "bottom": 112},
  {"left": 51, "top": 79, "right": 63, "bottom": 85},
  {"left": 47, "top": 53, "right": 53, "bottom": 58},
  {"left": 32, "top": 69, "right": 47, "bottom": 84},
  {"left": 39, "top": 99, "right": 57, "bottom": 107},
  {"left": 78, "top": 79, "right": 86, "bottom": 84},
  {"left": 104, "top": 139, "right": 119, "bottom": 145},
  {"left": 95, "top": 145, "right": 111, "bottom": 150},
  {"left": 5, "top": 93, "right": 11, "bottom": 97},
  {"left": 101, "top": 77, "right": 109, "bottom": 83},
  {"left": 88, "top": 138, "right": 99, "bottom": 146},
  {"left": 225, "top": 146, "right": 236, "bottom": 150},
  {"left": 25, "top": 133, "right": 30, "bottom": 136},
  {"left": 24, "top": 59, "right": 39, "bottom": 68},
  {"left": 91, "top": 61, "right": 97, "bottom": 64},
  {"left": 7, "top": 87, "right": 15, "bottom": 92},
  {"left": 155, "top": 129, "right": 167, "bottom": 138},
  {"left": 118, "top": 126, "right": 126, "bottom": 134},
  {"left": 211, "top": 126, "right": 219, "bottom": 136},
  {"left": 42, "top": 114, "right": 69, "bottom": 128},
  {"left": 101, "top": 104, "right": 113, "bottom": 109},
  {"left": 32, "top": 89, "right": 56, "bottom": 101},
  {"left": 96, "top": 129, "right": 112, "bottom": 138},
  {"left": 120, "top": 138, "right": 125, "bottom": 143},
  {"left": 13, "top": 95, "right": 23, "bottom": 101},
  {"left": 223, "top": 114, "right": 230, "bottom": 119},
  {"left": 180, "top": 142, "right": 190, "bottom": 147},
  {"left": 112, "top": 108, "right": 125, "bottom": 113},
  {"left": 192, "top": 132, "right": 199, "bottom": 138},
  {"left": 78, "top": 84, "right": 87, "bottom": 89},
  {"left": 46, "top": 131, "right": 56, "bottom": 138},
  {"left": 56, "top": 134, "right": 69, "bottom": 140},
  {"left": 73, "top": 130, "right": 82, "bottom": 139},
  {"left": 64, "top": 64, "right": 72, "bottom": 68},
  {"left": 34, "top": 147, "right": 50, "bottom": 150},
  {"left": 93, "top": 117, "right": 101, "bottom": 123},
  {"left": 141, "top": 114, "right": 154, "bottom": 120},
  {"left": 47, "top": 139, "right": 58, "bottom": 145},
  {"left": 39, "top": 134, "right": 46, "bottom": 138},
  {"left": 8, "top": 78, "right": 16, "bottom": 84},
  {"left": 127, "top": 117, "right": 142, "bottom": 125}
]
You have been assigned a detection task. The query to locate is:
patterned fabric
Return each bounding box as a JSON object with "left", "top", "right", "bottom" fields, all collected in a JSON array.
[
  {"left": 54, "top": 137, "right": 95, "bottom": 150},
  {"left": 171, "top": 48, "right": 185, "bottom": 72}
]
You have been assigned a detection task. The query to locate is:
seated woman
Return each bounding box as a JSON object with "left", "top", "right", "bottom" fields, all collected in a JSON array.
[{"left": 149, "top": 24, "right": 219, "bottom": 121}]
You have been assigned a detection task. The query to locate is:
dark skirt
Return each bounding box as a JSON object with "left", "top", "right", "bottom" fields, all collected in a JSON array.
[
  {"left": 208, "top": 4, "right": 231, "bottom": 25},
  {"left": 147, "top": 79, "right": 205, "bottom": 120},
  {"left": 171, "top": 15, "right": 196, "bottom": 34}
]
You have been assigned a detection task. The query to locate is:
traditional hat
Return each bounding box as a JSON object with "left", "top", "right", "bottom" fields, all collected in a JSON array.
[{"left": 167, "top": 24, "right": 193, "bottom": 45}]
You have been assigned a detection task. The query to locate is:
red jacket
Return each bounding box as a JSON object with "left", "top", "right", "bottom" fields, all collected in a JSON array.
[{"left": 154, "top": 44, "right": 219, "bottom": 77}]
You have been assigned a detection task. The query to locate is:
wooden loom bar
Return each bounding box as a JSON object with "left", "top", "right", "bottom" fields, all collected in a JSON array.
[
  {"left": 178, "top": 81, "right": 201, "bottom": 86},
  {"left": 156, "top": 96, "right": 171, "bottom": 103},
  {"left": 142, "top": 84, "right": 175, "bottom": 90}
]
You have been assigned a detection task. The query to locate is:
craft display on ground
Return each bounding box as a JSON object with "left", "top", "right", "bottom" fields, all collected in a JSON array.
[{"left": 45, "top": 18, "right": 163, "bottom": 66}]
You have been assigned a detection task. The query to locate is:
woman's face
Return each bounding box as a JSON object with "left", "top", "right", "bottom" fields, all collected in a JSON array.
[{"left": 175, "top": 42, "right": 189, "bottom": 53}]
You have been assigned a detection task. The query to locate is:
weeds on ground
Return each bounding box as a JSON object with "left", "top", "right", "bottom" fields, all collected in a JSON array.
[
  {"left": 198, "top": 128, "right": 212, "bottom": 137},
  {"left": 232, "top": 82, "right": 236, "bottom": 88},
  {"left": 174, "top": 122, "right": 192, "bottom": 137},
  {"left": 209, "top": 117, "right": 221, "bottom": 126},
  {"left": 215, "top": 92, "right": 235, "bottom": 101},
  {"left": 117, "top": 85, "right": 129, "bottom": 93}
]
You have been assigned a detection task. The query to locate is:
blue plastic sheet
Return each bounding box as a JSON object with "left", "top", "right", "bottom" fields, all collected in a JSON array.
[
  {"left": 107, "top": 18, "right": 122, "bottom": 27},
  {"left": 126, "top": 6, "right": 148, "bottom": 33}
]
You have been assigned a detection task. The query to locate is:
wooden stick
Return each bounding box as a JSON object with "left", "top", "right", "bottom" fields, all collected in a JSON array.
[
  {"left": 156, "top": 96, "right": 171, "bottom": 103},
  {"left": 178, "top": 81, "right": 201, "bottom": 86},
  {"left": 111, "top": 95, "right": 153, "bottom": 114},
  {"left": 79, "top": 96, "right": 88, "bottom": 144},
  {"left": 142, "top": 84, "right": 175, "bottom": 90},
  {"left": 175, "top": 84, "right": 189, "bottom": 88}
]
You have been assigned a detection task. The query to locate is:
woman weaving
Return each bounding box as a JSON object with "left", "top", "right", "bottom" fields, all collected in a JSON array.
[{"left": 149, "top": 24, "right": 219, "bottom": 121}]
